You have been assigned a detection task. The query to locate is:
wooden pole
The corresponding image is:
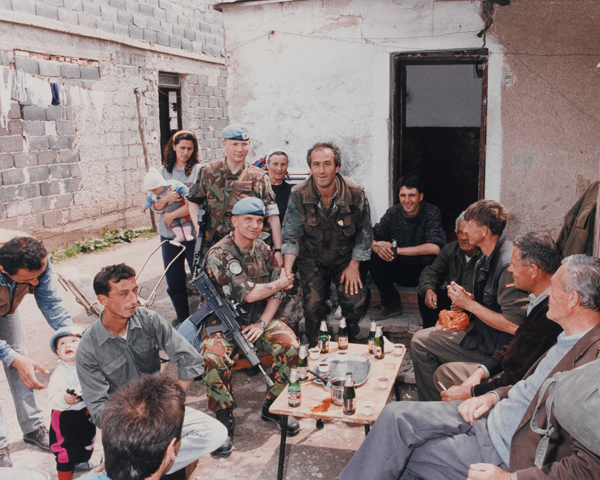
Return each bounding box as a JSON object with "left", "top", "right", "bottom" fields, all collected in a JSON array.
[
  {"left": 134, "top": 88, "right": 157, "bottom": 231},
  {"left": 594, "top": 180, "right": 600, "bottom": 258}
]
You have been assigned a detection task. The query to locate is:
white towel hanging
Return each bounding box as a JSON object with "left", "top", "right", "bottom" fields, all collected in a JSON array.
[{"left": 0, "top": 66, "right": 12, "bottom": 128}]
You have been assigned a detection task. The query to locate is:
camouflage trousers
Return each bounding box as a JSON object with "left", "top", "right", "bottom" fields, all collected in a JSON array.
[
  {"left": 200, "top": 319, "right": 299, "bottom": 411},
  {"left": 297, "top": 257, "right": 368, "bottom": 348}
]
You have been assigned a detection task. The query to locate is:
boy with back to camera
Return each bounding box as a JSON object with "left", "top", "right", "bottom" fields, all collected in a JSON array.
[{"left": 47, "top": 325, "right": 97, "bottom": 480}]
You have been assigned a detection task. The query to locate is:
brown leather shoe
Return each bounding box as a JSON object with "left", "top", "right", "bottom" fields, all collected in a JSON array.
[{"left": 0, "top": 446, "right": 12, "bottom": 467}]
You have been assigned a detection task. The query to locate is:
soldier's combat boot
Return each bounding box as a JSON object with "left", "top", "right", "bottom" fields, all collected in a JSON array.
[
  {"left": 211, "top": 408, "right": 234, "bottom": 458},
  {"left": 261, "top": 397, "right": 300, "bottom": 437}
]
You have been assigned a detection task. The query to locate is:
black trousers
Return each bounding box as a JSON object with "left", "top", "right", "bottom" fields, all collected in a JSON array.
[
  {"left": 161, "top": 236, "right": 196, "bottom": 322},
  {"left": 50, "top": 408, "right": 95, "bottom": 472},
  {"left": 417, "top": 286, "right": 452, "bottom": 329},
  {"left": 368, "top": 253, "right": 436, "bottom": 307}
]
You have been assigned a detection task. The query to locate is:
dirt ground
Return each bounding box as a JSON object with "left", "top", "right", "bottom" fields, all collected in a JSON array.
[{"left": 1, "top": 235, "right": 383, "bottom": 480}]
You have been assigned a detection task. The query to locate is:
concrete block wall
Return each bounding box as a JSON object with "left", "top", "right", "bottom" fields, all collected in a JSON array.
[
  {"left": 185, "top": 67, "right": 228, "bottom": 162},
  {"left": 0, "top": 1, "right": 228, "bottom": 248},
  {"left": 2, "top": 0, "right": 224, "bottom": 58}
]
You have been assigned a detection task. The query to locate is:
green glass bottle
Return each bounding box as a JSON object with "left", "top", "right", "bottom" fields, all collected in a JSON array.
[
  {"left": 374, "top": 324, "right": 385, "bottom": 359},
  {"left": 288, "top": 365, "right": 302, "bottom": 408},
  {"left": 288, "top": 365, "right": 301, "bottom": 408},
  {"left": 368, "top": 319, "right": 377, "bottom": 354},
  {"left": 318, "top": 320, "right": 329, "bottom": 354},
  {"left": 343, "top": 372, "right": 356, "bottom": 415},
  {"left": 297, "top": 343, "right": 309, "bottom": 381},
  {"left": 337, "top": 317, "right": 349, "bottom": 350}
]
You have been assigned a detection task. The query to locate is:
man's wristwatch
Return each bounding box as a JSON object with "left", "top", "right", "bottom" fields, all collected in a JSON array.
[
  {"left": 258, "top": 320, "right": 268, "bottom": 329},
  {"left": 274, "top": 248, "right": 281, "bottom": 253}
]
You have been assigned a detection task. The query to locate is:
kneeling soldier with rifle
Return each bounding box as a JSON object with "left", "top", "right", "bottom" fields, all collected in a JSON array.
[{"left": 185, "top": 197, "right": 299, "bottom": 458}]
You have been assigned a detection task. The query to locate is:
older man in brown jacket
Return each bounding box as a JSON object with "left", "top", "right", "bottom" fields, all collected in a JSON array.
[{"left": 340, "top": 254, "right": 600, "bottom": 480}]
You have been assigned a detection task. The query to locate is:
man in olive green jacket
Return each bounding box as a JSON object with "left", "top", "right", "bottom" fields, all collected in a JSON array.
[{"left": 416, "top": 213, "right": 481, "bottom": 328}]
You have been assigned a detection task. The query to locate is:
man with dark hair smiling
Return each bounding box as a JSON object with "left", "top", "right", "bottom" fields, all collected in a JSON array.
[
  {"left": 369, "top": 174, "right": 446, "bottom": 320},
  {"left": 83, "top": 375, "right": 186, "bottom": 480},
  {"left": 76, "top": 263, "right": 227, "bottom": 477},
  {"left": 0, "top": 232, "right": 73, "bottom": 466}
]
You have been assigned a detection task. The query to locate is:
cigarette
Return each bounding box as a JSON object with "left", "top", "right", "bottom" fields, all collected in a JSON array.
[{"left": 437, "top": 381, "right": 447, "bottom": 391}]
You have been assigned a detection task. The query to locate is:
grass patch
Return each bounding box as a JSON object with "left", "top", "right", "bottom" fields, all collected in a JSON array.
[{"left": 50, "top": 229, "right": 156, "bottom": 263}]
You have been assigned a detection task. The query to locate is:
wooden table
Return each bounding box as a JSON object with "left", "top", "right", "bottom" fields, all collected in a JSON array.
[{"left": 269, "top": 342, "right": 405, "bottom": 480}]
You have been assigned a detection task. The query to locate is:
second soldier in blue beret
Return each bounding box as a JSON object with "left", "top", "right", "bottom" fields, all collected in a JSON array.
[{"left": 180, "top": 196, "right": 300, "bottom": 458}]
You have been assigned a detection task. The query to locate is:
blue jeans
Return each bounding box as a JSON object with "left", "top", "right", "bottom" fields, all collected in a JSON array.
[
  {"left": 0, "top": 311, "right": 44, "bottom": 448},
  {"left": 161, "top": 237, "right": 196, "bottom": 323}
]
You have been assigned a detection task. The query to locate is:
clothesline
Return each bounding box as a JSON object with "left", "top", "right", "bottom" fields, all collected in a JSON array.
[{"left": 0, "top": 64, "right": 106, "bottom": 129}]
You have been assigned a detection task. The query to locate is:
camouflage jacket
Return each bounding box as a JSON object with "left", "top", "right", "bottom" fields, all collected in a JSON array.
[
  {"left": 281, "top": 173, "right": 373, "bottom": 264},
  {"left": 187, "top": 159, "right": 279, "bottom": 248},
  {"left": 205, "top": 233, "right": 280, "bottom": 326}
]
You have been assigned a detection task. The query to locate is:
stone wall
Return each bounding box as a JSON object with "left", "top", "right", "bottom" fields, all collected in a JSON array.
[{"left": 0, "top": 0, "right": 228, "bottom": 249}]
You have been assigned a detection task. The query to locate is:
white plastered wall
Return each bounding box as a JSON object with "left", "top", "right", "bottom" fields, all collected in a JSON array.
[{"left": 220, "top": 0, "right": 504, "bottom": 222}]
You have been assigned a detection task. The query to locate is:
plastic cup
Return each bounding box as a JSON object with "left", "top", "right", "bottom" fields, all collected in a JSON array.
[
  {"left": 394, "top": 343, "right": 406, "bottom": 356},
  {"left": 361, "top": 401, "right": 375, "bottom": 416},
  {"left": 378, "top": 376, "right": 390, "bottom": 389}
]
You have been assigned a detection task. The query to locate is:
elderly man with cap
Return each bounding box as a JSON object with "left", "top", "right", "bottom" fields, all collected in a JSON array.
[
  {"left": 182, "top": 197, "right": 299, "bottom": 458},
  {"left": 187, "top": 123, "right": 283, "bottom": 267},
  {"left": 0, "top": 232, "right": 73, "bottom": 466}
]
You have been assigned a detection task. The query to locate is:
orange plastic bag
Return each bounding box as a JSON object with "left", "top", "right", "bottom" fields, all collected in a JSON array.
[{"left": 436, "top": 309, "right": 469, "bottom": 332}]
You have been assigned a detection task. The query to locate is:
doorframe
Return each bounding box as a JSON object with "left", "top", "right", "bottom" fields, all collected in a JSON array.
[{"left": 390, "top": 49, "right": 489, "bottom": 201}]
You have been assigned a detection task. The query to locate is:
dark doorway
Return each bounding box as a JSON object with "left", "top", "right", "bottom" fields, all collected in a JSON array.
[
  {"left": 158, "top": 72, "right": 182, "bottom": 154},
  {"left": 391, "top": 50, "right": 488, "bottom": 237}
]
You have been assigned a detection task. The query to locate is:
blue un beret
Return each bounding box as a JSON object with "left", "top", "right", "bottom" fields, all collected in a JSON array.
[
  {"left": 232, "top": 197, "right": 265, "bottom": 216},
  {"left": 220, "top": 123, "right": 250, "bottom": 141}
]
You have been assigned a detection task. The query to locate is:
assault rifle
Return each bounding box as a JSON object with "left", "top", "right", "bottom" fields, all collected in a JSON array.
[
  {"left": 189, "top": 271, "right": 274, "bottom": 388},
  {"left": 191, "top": 202, "right": 208, "bottom": 278}
]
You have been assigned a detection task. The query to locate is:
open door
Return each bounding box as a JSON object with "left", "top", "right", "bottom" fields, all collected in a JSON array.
[
  {"left": 391, "top": 49, "right": 488, "bottom": 238},
  {"left": 158, "top": 72, "right": 183, "bottom": 154}
]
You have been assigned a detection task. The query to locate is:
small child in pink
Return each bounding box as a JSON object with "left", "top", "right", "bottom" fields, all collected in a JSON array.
[{"left": 48, "top": 326, "right": 96, "bottom": 480}]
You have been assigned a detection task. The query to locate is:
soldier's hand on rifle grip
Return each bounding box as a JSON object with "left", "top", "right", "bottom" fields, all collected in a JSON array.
[{"left": 242, "top": 323, "right": 264, "bottom": 343}]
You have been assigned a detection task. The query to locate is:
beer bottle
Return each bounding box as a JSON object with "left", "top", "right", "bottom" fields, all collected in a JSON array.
[
  {"left": 368, "top": 319, "right": 377, "bottom": 354},
  {"left": 391, "top": 239, "right": 397, "bottom": 259},
  {"left": 297, "top": 343, "right": 309, "bottom": 381},
  {"left": 374, "top": 324, "right": 385, "bottom": 359},
  {"left": 318, "top": 320, "right": 329, "bottom": 354},
  {"left": 337, "top": 317, "right": 349, "bottom": 350},
  {"left": 343, "top": 372, "right": 356, "bottom": 415},
  {"left": 288, "top": 365, "right": 301, "bottom": 408}
]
